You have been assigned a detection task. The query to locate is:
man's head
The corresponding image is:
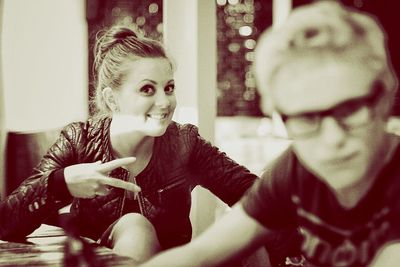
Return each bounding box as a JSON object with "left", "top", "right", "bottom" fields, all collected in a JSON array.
[{"left": 254, "top": 1, "right": 398, "bottom": 190}]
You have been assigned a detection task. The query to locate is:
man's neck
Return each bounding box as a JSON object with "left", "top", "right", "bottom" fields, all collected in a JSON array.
[
  {"left": 335, "top": 174, "right": 377, "bottom": 209},
  {"left": 335, "top": 133, "right": 398, "bottom": 209}
]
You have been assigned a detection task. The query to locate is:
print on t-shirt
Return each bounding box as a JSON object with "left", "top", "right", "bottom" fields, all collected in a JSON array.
[{"left": 293, "top": 195, "right": 391, "bottom": 266}]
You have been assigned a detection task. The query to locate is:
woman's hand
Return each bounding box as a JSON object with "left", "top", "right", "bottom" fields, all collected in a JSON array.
[{"left": 64, "top": 157, "right": 141, "bottom": 198}]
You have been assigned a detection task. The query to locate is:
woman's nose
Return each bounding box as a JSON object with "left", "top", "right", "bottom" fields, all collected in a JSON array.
[{"left": 154, "top": 91, "right": 170, "bottom": 108}]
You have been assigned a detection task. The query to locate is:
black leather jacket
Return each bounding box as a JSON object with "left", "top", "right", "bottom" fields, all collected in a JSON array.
[{"left": 0, "top": 117, "right": 257, "bottom": 248}]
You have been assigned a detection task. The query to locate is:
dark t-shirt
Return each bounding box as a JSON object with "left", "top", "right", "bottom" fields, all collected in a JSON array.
[{"left": 242, "top": 139, "right": 400, "bottom": 267}]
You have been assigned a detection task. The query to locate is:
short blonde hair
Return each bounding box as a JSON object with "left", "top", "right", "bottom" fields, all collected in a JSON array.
[{"left": 254, "top": 1, "right": 397, "bottom": 113}]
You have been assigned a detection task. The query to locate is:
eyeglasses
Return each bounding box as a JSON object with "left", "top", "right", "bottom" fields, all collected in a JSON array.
[{"left": 280, "top": 81, "right": 384, "bottom": 139}]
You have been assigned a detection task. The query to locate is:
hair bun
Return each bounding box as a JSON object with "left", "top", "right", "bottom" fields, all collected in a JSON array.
[
  {"left": 111, "top": 26, "right": 139, "bottom": 41},
  {"left": 94, "top": 25, "right": 141, "bottom": 72}
]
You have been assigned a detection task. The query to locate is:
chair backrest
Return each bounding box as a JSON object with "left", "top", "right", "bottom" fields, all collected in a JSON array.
[{"left": 5, "top": 128, "right": 61, "bottom": 196}]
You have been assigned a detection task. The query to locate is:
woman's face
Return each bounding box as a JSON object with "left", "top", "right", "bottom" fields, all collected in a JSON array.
[
  {"left": 270, "top": 59, "right": 388, "bottom": 192},
  {"left": 112, "top": 57, "right": 176, "bottom": 137}
]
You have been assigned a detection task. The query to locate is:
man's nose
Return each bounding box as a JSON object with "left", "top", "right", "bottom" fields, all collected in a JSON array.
[{"left": 318, "top": 116, "right": 347, "bottom": 147}]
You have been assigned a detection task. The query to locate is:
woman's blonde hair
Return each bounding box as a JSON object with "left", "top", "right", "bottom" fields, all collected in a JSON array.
[{"left": 91, "top": 25, "right": 173, "bottom": 116}]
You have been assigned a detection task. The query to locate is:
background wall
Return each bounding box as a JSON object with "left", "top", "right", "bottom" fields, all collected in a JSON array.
[
  {"left": 0, "top": 0, "right": 88, "bottom": 198},
  {"left": 1, "top": 0, "right": 88, "bottom": 132},
  {"left": 0, "top": 0, "right": 5, "bottom": 198}
]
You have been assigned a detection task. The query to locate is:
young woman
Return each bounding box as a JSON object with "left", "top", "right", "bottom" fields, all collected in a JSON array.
[{"left": 0, "top": 25, "right": 298, "bottom": 265}]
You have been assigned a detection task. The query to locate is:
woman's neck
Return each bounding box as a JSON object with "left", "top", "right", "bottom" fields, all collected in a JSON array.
[
  {"left": 111, "top": 132, "right": 154, "bottom": 158},
  {"left": 109, "top": 118, "right": 155, "bottom": 158}
]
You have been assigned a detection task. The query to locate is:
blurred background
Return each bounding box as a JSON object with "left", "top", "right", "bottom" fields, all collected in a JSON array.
[{"left": 1, "top": 0, "right": 400, "bottom": 239}]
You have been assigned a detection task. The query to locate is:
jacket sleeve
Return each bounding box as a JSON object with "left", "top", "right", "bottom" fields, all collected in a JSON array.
[
  {"left": 0, "top": 124, "right": 80, "bottom": 240},
  {"left": 187, "top": 125, "right": 258, "bottom": 206}
]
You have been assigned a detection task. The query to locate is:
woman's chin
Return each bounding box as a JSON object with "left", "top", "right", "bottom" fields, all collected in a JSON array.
[
  {"left": 144, "top": 124, "right": 169, "bottom": 137},
  {"left": 146, "top": 129, "right": 167, "bottom": 137}
]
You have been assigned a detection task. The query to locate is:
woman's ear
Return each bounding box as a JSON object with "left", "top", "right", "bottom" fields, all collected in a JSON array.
[{"left": 102, "top": 87, "right": 119, "bottom": 112}]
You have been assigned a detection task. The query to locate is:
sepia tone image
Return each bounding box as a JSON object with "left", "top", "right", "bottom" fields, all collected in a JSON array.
[{"left": 1, "top": 1, "right": 400, "bottom": 266}]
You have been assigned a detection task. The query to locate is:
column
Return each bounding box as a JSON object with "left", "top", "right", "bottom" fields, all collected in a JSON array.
[{"left": 163, "top": 0, "right": 218, "bottom": 237}]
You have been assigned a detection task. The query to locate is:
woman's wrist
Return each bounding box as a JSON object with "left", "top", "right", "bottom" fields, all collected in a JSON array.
[{"left": 48, "top": 169, "right": 73, "bottom": 201}]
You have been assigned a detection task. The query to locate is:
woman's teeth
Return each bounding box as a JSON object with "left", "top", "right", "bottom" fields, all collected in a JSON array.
[{"left": 147, "top": 114, "right": 167, "bottom": 120}]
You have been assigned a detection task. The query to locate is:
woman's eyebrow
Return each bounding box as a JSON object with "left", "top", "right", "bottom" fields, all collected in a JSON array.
[
  {"left": 140, "top": 79, "right": 157, "bottom": 84},
  {"left": 139, "top": 79, "right": 175, "bottom": 84}
]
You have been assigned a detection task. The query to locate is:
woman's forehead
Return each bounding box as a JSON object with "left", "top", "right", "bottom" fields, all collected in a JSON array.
[{"left": 124, "top": 58, "right": 173, "bottom": 79}]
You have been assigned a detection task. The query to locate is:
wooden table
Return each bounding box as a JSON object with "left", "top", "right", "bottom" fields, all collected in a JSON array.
[{"left": 0, "top": 224, "right": 137, "bottom": 266}]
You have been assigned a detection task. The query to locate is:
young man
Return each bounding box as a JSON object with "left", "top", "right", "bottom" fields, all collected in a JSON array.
[{"left": 141, "top": 2, "right": 400, "bottom": 266}]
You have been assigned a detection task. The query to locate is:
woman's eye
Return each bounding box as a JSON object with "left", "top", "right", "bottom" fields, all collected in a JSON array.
[
  {"left": 140, "top": 85, "right": 156, "bottom": 95},
  {"left": 165, "top": 84, "right": 175, "bottom": 94}
]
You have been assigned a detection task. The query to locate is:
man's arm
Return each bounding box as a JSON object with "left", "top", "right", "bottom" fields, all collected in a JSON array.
[
  {"left": 140, "top": 203, "right": 272, "bottom": 267},
  {"left": 369, "top": 242, "right": 400, "bottom": 267}
]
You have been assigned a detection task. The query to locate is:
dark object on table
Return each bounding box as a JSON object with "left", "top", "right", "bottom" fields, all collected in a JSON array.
[{"left": 60, "top": 212, "right": 102, "bottom": 267}]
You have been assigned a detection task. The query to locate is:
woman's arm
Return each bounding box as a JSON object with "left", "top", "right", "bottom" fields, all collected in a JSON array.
[
  {"left": 140, "top": 203, "right": 271, "bottom": 267},
  {"left": 187, "top": 125, "right": 258, "bottom": 205},
  {"left": 0, "top": 123, "right": 140, "bottom": 240}
]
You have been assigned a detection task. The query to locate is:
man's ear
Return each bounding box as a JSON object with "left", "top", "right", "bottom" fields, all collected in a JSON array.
[
  {"left": 378, "top": 90, "right": 394, "bottom": 119},
  {"left": 102, "top": 87, "right": 119, "bottom": 112}
]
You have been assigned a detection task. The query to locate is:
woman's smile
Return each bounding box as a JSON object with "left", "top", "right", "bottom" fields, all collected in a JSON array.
[{"left": 146, "top": 112, "right": 169, "bottom": 120}]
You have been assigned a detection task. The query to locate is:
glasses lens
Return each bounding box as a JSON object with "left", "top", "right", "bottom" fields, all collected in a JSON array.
[
  {"left": 285, "top": 114, "right": 320, "bottom": 138},
  {"left": 337, "top": 104, "right": 372, "bottom": 129},
  {"left": 334, "top": 86, "right": 381, "bottom": 129}
]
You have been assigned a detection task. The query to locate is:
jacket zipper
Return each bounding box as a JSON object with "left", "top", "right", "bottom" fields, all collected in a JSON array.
[
  {"left": 118, "top": 169, "right": 129, "bottom": 218},
  {"left": 119, "top": 170, "right": 145, "bottom": 218},
  {"left": 158, "top": 178, "right": 185, "bottom": 193},
  {"left": 133, "top": 176, "right": 145, "bottom": 215},
  {"left": 157, "top": 178, "right": 186, "bottom": 203}
]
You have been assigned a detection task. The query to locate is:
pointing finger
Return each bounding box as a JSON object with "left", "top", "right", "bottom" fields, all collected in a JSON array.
[{"left": 98, "top": 176, "right": 141, "bottom": 193}]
